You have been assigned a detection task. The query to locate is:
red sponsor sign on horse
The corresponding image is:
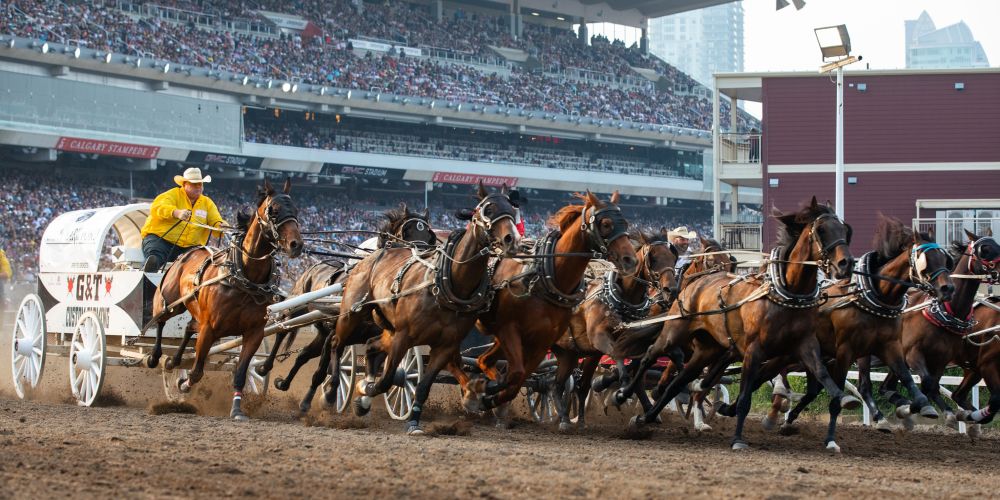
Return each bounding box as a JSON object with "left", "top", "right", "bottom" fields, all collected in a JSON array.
[
  {"left": 431, "top": 172, "right": 518, "bottom": 187},
  {"left": 56, "top": 137, "right": 160, "bottom": 159}
]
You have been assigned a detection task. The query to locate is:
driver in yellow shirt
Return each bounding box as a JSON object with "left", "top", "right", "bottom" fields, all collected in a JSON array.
[
  {"left": 140, "top": 167, "right": 226, "bottom": 272},
  {"left": 0, "top": 246, "right": 11, "bottom": 306}
]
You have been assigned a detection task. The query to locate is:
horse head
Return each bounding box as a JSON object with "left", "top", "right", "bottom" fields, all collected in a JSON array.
[
  {"left": 961, "top": 229, "right": 1000, "bottom": 284},
  {"left": 255, "top": 178, "right": 303, "bottom": 258},
  {"left": 635, "top": 230, "right": 679, "bottom": 302},
  {"left": 381, "top": 203, "right": 436, "bottom": 247},
  {"left": 579, "top": 191, "right": 637, "bottom": 275},
  {"left": 775, "top": 197, "right": 854, "bottom": 280},
  {"left": 467, "top": 181, "right": 520, "bottom": 256}
]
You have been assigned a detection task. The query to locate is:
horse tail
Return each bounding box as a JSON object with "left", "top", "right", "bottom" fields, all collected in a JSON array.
[{"left": 611, "top": 324, "right": 661, "bottom": 360}]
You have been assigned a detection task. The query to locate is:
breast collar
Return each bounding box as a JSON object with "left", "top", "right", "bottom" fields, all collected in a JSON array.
[
  {"left": 599, "top": 270, "right": 653, "bottom": 322},
  {"left": 526, "top": 229, "right": 588, "bottom": 308},
  {"left": 851, "top": 251, "right": 907, "bottom": 319},
  {"left": 766, "top": 246, "right": 823, "bottom": 309}
]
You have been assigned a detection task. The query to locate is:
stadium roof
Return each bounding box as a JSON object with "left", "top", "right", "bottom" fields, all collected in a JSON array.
[{"left": 465, "top": 1, "right": 736, "bottom": 28}]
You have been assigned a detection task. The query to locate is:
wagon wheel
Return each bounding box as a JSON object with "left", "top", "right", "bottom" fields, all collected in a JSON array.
[
  {"left": 69, "top": 312, "right": 106, "bottom": 407},
  {"left": 10, "top": 294, "right": 46, "bottom": 399},
  {"left": 384, "top": 346, "right": 423, "bottom": 420},
  {"left": 323, "top": 344, "right": 356, "bottom": 413}
]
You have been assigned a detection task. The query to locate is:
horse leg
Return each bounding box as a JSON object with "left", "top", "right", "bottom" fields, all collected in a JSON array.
[
  {"left": 908, "top": 354, "right": 954, "bottom": 427},
  {"left": 296, "top": 327, "right": 335, "bottom": 415},
  {"left": 480, "top": 328, "right": 525, "bottom": 415},
  {"left": 354, "top": 340, "right": 384, "bottom": 416},
  {"left": 882, "top": 345, "right": 938, "bottom": 420},
  {"left": 364, "top": 332, "right": 409, "bottom": 398},
  {"left": 178, "top": 325, "right": 213, "bottom": 393},
  {"left": 274, "top": 325, "right": 328, "bottom": 391},
  {"left": 165, "top": 321, "right": 196, "bottom": 371},
  {"left": 961, "top": 363, "right": 999, "bottom": 425},
  {"left": 550, "top": 346, "right": 578, "bottom": 432},
  {"left": 857, "top": 355, "right": 890, "bottom": 431},
  {"left": 256, "top": 331, "right": 288, "bottom": 377},
  {"left": 795, "top": 337, "right": 857, "bottom": 451},
  {"left": 575, "top": 356, "right": 600, "bottom": 429},
  {"left": 230, "top": 330, "right": 265, "bottom": 421},
  {"left": 146, "top": 321, "right": 166, "bottom": 369},
  {"left": 405, "top": 346, "right": 456, "bottom": 435},
  {"left": 728, "top": 341, "right": 766, "bottom": 450},
  {"left": 613, "top": 328, "right": 682, "bottom": 406},
  {"left": 634, "top": 345, "right": 719, "bottom": 427}
]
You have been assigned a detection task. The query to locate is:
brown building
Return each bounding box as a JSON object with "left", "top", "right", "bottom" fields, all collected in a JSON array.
[{"left": 713, "top": 68, "right": 1000, "bottom": 254}]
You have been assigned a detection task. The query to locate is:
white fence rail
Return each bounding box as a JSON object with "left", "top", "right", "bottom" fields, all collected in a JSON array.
[
  {"left": 913, "top": 217, "right": 1000, "bottom": 247},
  {"left": 720, "top": 133, "right": 761, "bottom": 164}
]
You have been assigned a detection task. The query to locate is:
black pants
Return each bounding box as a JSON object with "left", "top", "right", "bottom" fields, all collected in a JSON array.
[{"left": 142, "top": 235, "right": 195, "bottom": 271}]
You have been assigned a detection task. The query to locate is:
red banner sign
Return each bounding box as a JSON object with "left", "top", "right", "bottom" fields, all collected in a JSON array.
[
  {"left": 432, "top": 172, "right": 518, "bottom": 187},
  {"left": 56, "top": 137, "right": 160, "bottom": 159}
]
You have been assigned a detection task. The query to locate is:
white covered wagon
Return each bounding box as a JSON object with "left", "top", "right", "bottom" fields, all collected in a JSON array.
[{"left": 9, "top": 204, "right": 269, "bottom": 406}]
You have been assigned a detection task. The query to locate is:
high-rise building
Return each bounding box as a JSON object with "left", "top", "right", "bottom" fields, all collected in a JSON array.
[
  {"left": 648, "top": 2, "right": 744, "bottom": 86},
  {"left": 905, "top": 11, "right": 989, "bottom": 69}
]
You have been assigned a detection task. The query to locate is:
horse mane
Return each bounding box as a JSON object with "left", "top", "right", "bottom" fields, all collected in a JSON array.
[
  {"left": 379, "top": 204, "right": 426, "bottom": 235},
  {"left": 548, "top": 193, "right": 599, "bottom": 232},
  {"left": 235, "top": 207, "right": 253, "bottom": 231},
  {"left": 773, "top": 202, "right": 837, "bottom": 249},
  {"left": 872, "top": 215, "right": 914, "bottom": 262},
  {"left": 700, "top": 236, "right": 725, "bottom": 251}
]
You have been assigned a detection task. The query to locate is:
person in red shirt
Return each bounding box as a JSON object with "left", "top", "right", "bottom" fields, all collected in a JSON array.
[{"left": 509, "top": 190, "right": 526, "bottom": 237}]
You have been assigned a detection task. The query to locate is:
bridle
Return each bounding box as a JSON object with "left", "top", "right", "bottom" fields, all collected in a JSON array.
[
  {"left": 640, "top": 241, "right": 679, "bottom": 303},
  {"left": 392, "top": 217, "right": 433, "bottom": 247},
  {"left": 470, "top": 193, "right": 517, "bottom": 253},
  {"left": 909, "top": 242, "right": 953, "bottom": 284},
  {"left": 965, "top": 237, "right": 1000, "bottom": 284},
  {"left": 808, "top": 213, "right": 851, "bottom": 274},
  {"left": 247, "top": 193, "right": 300, "bottom": 259},
  {"left": 581, "top": 204, "right": 629, "bottom": 258}
]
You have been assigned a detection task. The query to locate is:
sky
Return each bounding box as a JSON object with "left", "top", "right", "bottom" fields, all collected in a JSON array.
[{"left": 743, "top": 0, "right": 1000, "bottom": 73}]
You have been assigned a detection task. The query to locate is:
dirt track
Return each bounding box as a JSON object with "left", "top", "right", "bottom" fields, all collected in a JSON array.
[{"left": 2, "top": 313, "right": 999, "bottom": 498}]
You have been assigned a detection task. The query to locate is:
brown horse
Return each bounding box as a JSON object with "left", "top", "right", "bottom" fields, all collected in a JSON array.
[
  {"left": 761, "top": 215, "right": 954, "bottom": 440},
  {"left": 954, "top": 294, "right": 1000, "bottom": 426},
  {"left": 255, "top": 203, "right": 437, "bottom": 415},
  {"left": 471, "top": 191, "right": 639, "bottom": 423},
  {"left": 147, "top": 178, "right": 303, "bottom": 420},
  {"left": 330, "top": 183, "right": 520, "bottom": 434},
  {"left": 616, "top": 197, "right": 857, "bottom": 450},
  {"left": 879, "top": 231, "right": 1000, "bottom": 426},
  {"left": 548, "top": 230, "right": 680, "bottom": 430}
]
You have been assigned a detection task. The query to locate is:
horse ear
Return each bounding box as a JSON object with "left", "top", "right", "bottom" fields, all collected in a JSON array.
[
  {"left": 283, "top": 177, "right": 292, "bottom": 194},
  {"left": 500, "top": 183, "right": 509, "bottom": 195},
  {"left": 400, "top": 202, "right": 410, "bottom": 216},
  {"left": 422, "top": 207, "right": 429, "bottom": 220},
  {"left": 809, "top": 196, "right": 819, "bottom": 209},
  {"left": 610, "top": 190, "right": 621, "bottom": 204},
  {"left": 584, "top": 190, "right": 601, "bottom": 207},
  {"left": 476, "top": 180, "right": 488, "bottom": 200},
  {"left": 776, "top": 212, "right": 798, "bottom": 228},
  {"left": 964, "top": 229, "right": 980, "bottom": 242},
  {"left": 263, "top": 178, "right": 275, "bottom": 196}
]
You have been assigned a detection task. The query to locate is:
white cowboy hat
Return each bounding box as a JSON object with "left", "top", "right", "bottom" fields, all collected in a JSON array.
[
  {"left": 667, "top": 226, "right": 697, "bottom": 240},
  {"left": 174, "top": 167, "right": 212, "bottom": 186}
]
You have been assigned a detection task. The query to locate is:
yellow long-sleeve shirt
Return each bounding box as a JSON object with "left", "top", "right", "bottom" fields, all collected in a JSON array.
[
  {"left": 140, "top": 187, "right": 225, "bottom": 248},
  {"left": 0, "top": 249, "right": 11, "bottom": 280}
]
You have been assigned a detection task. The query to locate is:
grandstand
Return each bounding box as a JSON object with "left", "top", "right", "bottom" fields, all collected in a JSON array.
[{"left": 0, "top": 0, "right": 764, "bottom": 280}]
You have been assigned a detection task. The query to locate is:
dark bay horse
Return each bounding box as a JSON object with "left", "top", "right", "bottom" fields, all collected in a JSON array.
[
  {"left": 549, "top": 230, "right": 679, "bottom": 430},
  {"left": 472, "top": 192, "right": 639, "bottom": 424},
  {"left": 331, "top": 184, "right": 520, "bottom": 434},
  {"left": 147, "top": 178, "right": 303, "bottom": 420},
  {"left": 616, "top": 197, "right": 857, "bottom": 450},
  {"left": 255, "top": 204, "right": 437, "bottom": 415},
  {"left": 955, "top": 295, "right": 1000, "bottom": 427},
  {"left": 879, "top": 231, "right": 1000, "bottom": 427},
  {"left": 762, "top": 215, "right": 954, "bottom": 440}
]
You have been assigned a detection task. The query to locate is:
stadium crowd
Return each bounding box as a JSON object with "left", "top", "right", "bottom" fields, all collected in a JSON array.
[
  {"left": 3, "top": 0, "right": 756, "bottom": 130},
  {"left": 243, "top": 113, "right": 703, "bottom": 180},
  {"left": 0, "top": 166, "right": 711, "bottom": 285}
]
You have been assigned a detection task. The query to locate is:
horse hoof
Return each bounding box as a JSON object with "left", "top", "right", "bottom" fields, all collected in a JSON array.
[
  {"left": 232, "top": 413, "right": 250, "bottom": 422},
  {"left": 462, "top": 394, "right": 484, "bottom": 414},
  {"left": 919, "top": 405, "right": 939, "bottom": 419},
  {"left": 323, "top": 390, "right": 336, "bottom": 406},
  {"left": 627, "top": 415, "right": 645, "bottom": 431},
  {"left": 254, "top": 364, "right": 270, "bottom": 377},
  {"left": 406, "top": 423, "right": 424, "bottom": 436},
  {"left": 694, "top": 422, "right": 712, "bottom": 432},
  {"left": 146, "top": 354, "right": 160, "bottom": 369},
  {"left": 779, "top": 423, "right": 799, "bottom": 436},
  {"left": 354, "top": 397, "right": 371, "bottom": 417},
  {"left": 968, "top": 423, "right": 981, "bottom": 439},
  {"left": 731, "top": 440, "right": 750, "bottom": 451},
  {"left": 612, "top": 390, "right": 629, "bottom": 407},
  {"left": 298, "top": 402, "right": 311, "bottom": 415},
  {"left": 558, "top": 422, "right": 573, "bottom": 433},
  {"left": 901, "top": 415, "right": 915, "bottom": 432},
  {"left": 761, "top": 415, "right": 777, "bottom": 431},
  {"left": 779, "top": 398, "right": 791, "bottom": 413},
  {"left": 826, "top": 441, "right": 841, "bottom": 453},
  {"left": 875, "top": 419, "right": 893, "bottom": 433},
  {"left": 178, "top": 378, "right": 191, "bottom": 394},
  {"left": 274, "top": 378, "right": 290, "bottom": 392},
  {"left": 839, "top": 395, "right": 861, "bottom": 410},
  {"left": 163, "top": 357, "right": 175, "bottom": 371},
  {"left": 895, "top": 406, "right": 912, "bottom": 419},
  {"left": 945, "top": 412, "right": 959, "bottom": 430}
]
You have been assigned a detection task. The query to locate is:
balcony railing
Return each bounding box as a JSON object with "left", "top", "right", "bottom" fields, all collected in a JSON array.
[
  {"left": 720, "top": 133, "right": 760, "bottom": 164},
  {"left": 720, "top": 223, "right": 762, "bottom": 252},
  {"left": 913, "top": 218, "right": 1000, "bottom": 247}
]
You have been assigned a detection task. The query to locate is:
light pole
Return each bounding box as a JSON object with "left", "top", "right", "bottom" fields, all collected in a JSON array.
[{"left": 815, "top": 25, "right": 860, "bottom": 219}]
